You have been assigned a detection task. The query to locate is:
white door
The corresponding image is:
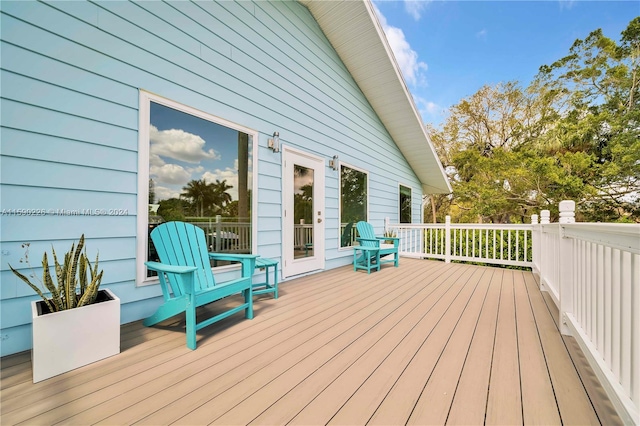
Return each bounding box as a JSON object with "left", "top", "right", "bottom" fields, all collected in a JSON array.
[{"left": 283, "top": 148, "right": 325, "bottom": 277}]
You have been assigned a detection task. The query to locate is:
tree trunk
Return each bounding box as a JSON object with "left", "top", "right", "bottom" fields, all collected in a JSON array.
[{"left": 238, "top": 133, "right": 249, "bottom": 222}]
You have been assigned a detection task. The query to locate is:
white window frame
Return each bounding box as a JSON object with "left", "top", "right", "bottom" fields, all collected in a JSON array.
[
  {"left": 338, "top": 162, "right": 369, "bottom": 251},
  {"left": 136, "top": 90, "right": 258, "bottom": 286},
  {"left": 399, "top": 183, "right": 413, "bottom": 224}
]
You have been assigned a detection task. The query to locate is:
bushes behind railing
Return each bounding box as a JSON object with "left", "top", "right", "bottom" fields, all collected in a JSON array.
[{"left": 394, "top": 221, "right": 532, "bottom": 269}]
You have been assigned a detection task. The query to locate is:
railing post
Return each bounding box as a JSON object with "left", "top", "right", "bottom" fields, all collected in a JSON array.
[
  {"left": 558, "top": 200, "right": 575, "bottom": 335},
  {"left": 445, "top": 215, "right": 451, "bottom": 264},
  {"left": 538, "top": 210, "right": 551, "bottom": 291},
  {"left": 215, "top": 215, "right": 222, "bottom": 252},
  {"left": 540, "top": 210, "right": 550, "bottom": 224},
  {"left": 531, "top": 214, "right": 540, "bottom": 277}
]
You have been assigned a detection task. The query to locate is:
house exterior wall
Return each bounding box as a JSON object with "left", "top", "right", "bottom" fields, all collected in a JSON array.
[{"left": 0, "top": 0, "right": 424, "bottom": 356}]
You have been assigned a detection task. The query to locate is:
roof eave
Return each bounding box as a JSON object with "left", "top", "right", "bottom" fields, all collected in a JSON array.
[{"left": 299, "top": 0, "right": 452, "bottom": 194}]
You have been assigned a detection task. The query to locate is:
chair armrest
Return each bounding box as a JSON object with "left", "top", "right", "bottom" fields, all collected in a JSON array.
[
  {"left": 145, "top": 261, "right": 198, "bottom": 274},
  {"left": 208, "top": 253, "right": 258, "bottom": 277},
  {"left": 354, "top": 246, "right": 380, "bottom": 252},
  {"left": 376, "top": 236, "right": 399, "bottom": 247},
  {"left": 145, "top": 261, "right": 198, "bottom": 298},
  {"left": 356, "top": 238, "right": 381, "bottom": 247},
  {"left": 208, "top": 253, "right": 259, "bottom": 261}
]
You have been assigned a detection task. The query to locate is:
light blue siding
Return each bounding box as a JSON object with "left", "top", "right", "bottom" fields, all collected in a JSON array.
[{"left": 0, "top": 0, "right": 424, "bottom": 356}]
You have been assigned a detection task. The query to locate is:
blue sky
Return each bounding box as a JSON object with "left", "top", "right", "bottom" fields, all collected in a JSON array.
[
  {"left": 149, "top": 102, "right": 252, "bottom": 202},
  {"left": 372, "top": 1, "right": 639, "bottom": 126}
]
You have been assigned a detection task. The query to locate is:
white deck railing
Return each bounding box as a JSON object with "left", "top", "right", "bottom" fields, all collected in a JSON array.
[
  {"left": 187, "top": 217, "right": 251, "bottom": 253},
  {"left": 532, "top": 202, "right": 639, "bottom": 425},
  {"left": 390, "top": 220, "right": 533, "bottom": 268},
  {"left": 388, "top": 200, "right": 639, "bottom": 424}
]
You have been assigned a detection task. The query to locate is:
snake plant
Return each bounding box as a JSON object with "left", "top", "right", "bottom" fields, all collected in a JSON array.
[{"left": 9, "top": 235, "right": 104, "bottom": 313}]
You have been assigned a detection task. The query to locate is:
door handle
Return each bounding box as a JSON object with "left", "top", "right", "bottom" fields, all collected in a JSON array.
[{"left": 317, "top": 218, "right": 323, "bottom": 223}]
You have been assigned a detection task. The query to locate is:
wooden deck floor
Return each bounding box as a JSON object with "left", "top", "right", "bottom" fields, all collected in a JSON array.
[{"left": 0, "top": 259, "right": 622, "bottom": 425}]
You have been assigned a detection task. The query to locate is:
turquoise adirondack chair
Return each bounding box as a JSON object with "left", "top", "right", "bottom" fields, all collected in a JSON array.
[
  {"left": 144, "top": 221, "right": 257, "bottom": 350},
  {"left": 354, "top": 221, "right": 400, "bottom": 271}
]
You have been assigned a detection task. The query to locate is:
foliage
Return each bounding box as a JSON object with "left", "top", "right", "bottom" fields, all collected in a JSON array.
[
  {"left": 180, "top": 178, "right": 236, "bottom": 218},
  {"left": 384, "top": 229, "right": 397, "bottom": 244},
  {"left": 157, "top": 198, "right": 186, "bottom": 222},
  {"left": 8, "top": 235, "right": 104, "bottom": 313},
  {"left": 294, "top": 183, "right": 313, "bottom": 224},
  {"left": 148, "top": 179, "right": 156, "bottom": 204},
  {"left": 341, "top": 166, "right": 368, "bottom": 223},
  {"left": 430, "top": 18, "right": 640, "bottom": 223}
]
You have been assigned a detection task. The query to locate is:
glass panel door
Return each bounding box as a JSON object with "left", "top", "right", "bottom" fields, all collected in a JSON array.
[{"left": 283, "top": 149, "right": 325, "bottom": 277}]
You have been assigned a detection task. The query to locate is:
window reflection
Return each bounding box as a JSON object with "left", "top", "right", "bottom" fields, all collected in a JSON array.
[
  {"left": 294, "top": 165, "right": 314, "bottom": 259},
  {"left": 340, "top": 165, "right": 368, "bottom": 247}
]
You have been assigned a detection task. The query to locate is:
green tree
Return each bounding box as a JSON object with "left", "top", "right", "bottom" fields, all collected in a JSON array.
[
  {"left": 430, "top": 18, "right": 640, "bottom": 223},
  {"left": 340, "top": 166, "right": 367, "bottom": 223},
  {"left": 181, "top": 179, "right": 213, "bottom": 217},
  {"left": 148, "top": 179, "right": 156, "bottom": 204},
  {"left": 157, "top": 198, "right": 186, "bottom": 222},
  {"left": 211, "top": 179, "right": 233, "bottom": 214},
  {"left": 533, "top": 17, "right": 640, "bottom": 221}
]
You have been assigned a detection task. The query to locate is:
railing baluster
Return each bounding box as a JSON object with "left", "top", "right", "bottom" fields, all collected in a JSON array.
[
  {"left": 620, "top": 251, "right": 632, "bottom": 397},
  {"left": 389, "top": 209, "right": 638, "bottom": 423}
]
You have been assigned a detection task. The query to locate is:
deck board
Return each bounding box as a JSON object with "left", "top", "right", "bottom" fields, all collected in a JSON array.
[
  {"left": 366, "top": 265, "right": 479, "bottom": 425},
  {"left": 407, "top": 267, "right": 492, "bottom": 425},
  {"left": 0, "top": 259, "right": 620, "bottom": 425},
  {"left": 523, "top": 272, "right": 602, "bottom": 425},
  {"left": 514, "top": 270, "right": 562, "bottom": 424},
  {"left": 485, "top": 269, "right": 523, "bottom": 425},
  {"left": 445, "top": 267, "right": 501, "bottom": 425}
]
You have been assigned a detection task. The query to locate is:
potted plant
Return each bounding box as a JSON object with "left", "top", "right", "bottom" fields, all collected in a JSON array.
[
  {"left": 9, "top": 235, "right": 120, "bottom": 383},
  {"left": 383, "top": 229, "right": 397, "bottom": 244}
]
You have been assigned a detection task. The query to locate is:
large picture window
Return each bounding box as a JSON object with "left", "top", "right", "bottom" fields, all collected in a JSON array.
[
  {"left": 340, "top": 164, "right": 368, "bottom": 247},
  {"left": 400, "top": 184, "right": 412, "bottom": 223},
  {"left": 138, "top": 93, "right": 255, "bottom": 283}
]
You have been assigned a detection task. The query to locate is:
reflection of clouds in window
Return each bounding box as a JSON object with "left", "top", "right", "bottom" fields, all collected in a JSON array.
[
  {"left": 295, "top": 174, "right": 313, "bottom": 194},
  {"left": 200, "top": 158, "right": 251, "bottom": 201},
  {"left": 150, "top": 163, "right": 191, "bottom": 185},
  {"left": 148, "top": 102, "right": 252, "bottom": 207},
  {"left": 149, "top": 125, "right": 220, "bottom": 163},
  {"left": 154, "top": 185, "right": 182, "bottom": 201}
]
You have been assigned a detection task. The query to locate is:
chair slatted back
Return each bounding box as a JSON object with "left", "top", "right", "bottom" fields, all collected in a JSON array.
[
  {"left": 356, "top": 221, "right": 378, "bottom": 248},
  {"left": 150, "top": 222, "right": 216, "bottom": 296}
]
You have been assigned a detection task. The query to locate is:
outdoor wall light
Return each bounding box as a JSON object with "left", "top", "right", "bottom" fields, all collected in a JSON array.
[
  {"left": 329, "top": 155, "right": 339, "bottom": 170},
  {"left": 267, "top": 131, "right": 280, "bottom": 153}
]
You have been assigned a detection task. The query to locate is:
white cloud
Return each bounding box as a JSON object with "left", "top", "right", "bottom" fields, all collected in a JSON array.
[
  {"left": 374, "top": 4, "right": 428, "bottom": 87},
  {"left": 404, "top": 0, "right": 429, "bottom": 21},
  {"left": 150, "top": 163, "right": 191, "bottom": 185},
  {"left": 413, "top": 94, "right": 445, "bottom": 123},
  {"left": 559, "top": 0, "right": 576, "bottom": 10},
  {"left": 202, "top": 168, "right": 239, "bottom": 201},
  {"left": 154, "top": 185, "right": 182, "bottom": 201},
  {"left": 201, "top": 158, "right": 253, "bottom": 201},
  {"left": 149, "top": 125, "right": 220, "bottom": 164},
  {"left": 476, "top": 29, "right": 488, "bottom": 40}
]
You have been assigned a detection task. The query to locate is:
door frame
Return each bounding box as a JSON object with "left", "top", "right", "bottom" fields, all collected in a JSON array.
[{"left": 282, "top": 146, "right": 325, "bottom": 278}]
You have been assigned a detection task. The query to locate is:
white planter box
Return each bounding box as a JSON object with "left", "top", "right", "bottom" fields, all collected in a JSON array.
[{"left": 31, "top": 288, "right": 120, "bottom": 383}]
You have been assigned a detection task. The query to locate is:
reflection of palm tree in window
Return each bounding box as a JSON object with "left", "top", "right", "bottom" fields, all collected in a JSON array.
[
  {"left": 211, "top": 179, "right": 233, "bottom": 214},
  {"left": 181, "top": 179, "right": 234, "bottom": 217},
  {"left": 294, "top": 165, "right": 314, "bottom": 225},
  {"left": 181, "top": 179, "right": 211, "bottom": 217},
  {"left": 294, "top": 184, "right": 313, "bottom": 224}
]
